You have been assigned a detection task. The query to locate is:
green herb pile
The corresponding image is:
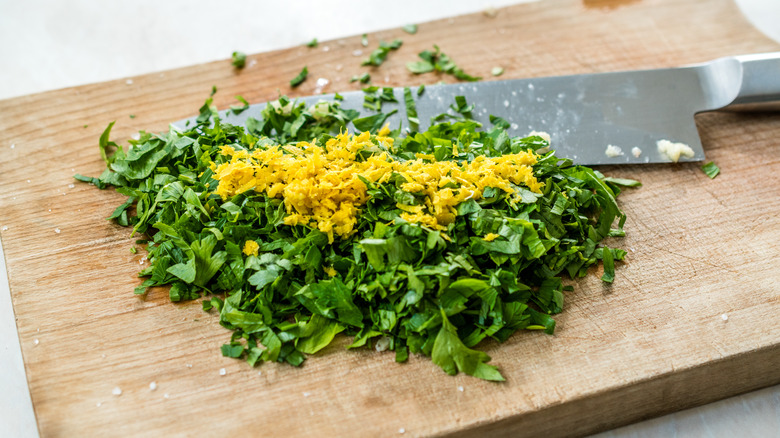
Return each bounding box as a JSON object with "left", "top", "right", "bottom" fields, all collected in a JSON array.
[{"left": 76, "top": 91, "right": 632, "bottom": 381}]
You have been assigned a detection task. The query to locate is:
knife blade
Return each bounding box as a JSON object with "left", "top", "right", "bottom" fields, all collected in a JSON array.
[{"left": 175, "top": 52, "right": 780, "bottom": 166}]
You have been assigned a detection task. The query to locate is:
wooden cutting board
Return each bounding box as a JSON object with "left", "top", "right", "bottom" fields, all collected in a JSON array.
[{"left": 1, "top": 0, "right": 779, "bottom": 436}]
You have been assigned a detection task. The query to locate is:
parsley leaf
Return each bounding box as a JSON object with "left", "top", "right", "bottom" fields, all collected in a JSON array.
[
  {"left": 350, "top": 72, "right": 371, "bottom": 84},
  {"left": 701, "top": 161, "right": 720, "bottom": 179},
  {"left": 402, "top": 24, "right": 418, "bottom": 34},
  {"left": 406, "top": 45, "right": 481, "bottom": 81},
  {"left": 231, "top": 51, "right": 247, "bottom": 68},
  {"left": 432, "top": 309, "right": 505, "bottom": 381},
  {"left": 290, "top": 66, "right": 308, "bottom": 87},
  {"left": 362, "top": 39, "right": 403, "bottom": 67},
  {"left": 79, "top": 91, "right": 634, "bottom": 382}
]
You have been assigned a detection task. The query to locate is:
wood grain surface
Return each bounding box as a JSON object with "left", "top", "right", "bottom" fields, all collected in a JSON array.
[{"left": 1, "top": 0, "right": 779, "bottom": 436}]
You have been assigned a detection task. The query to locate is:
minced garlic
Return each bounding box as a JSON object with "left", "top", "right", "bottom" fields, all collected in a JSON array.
[
  {"left": 210, "top": 130, "right": 542, "bottom": 242},
  {"left": 657, "top": 139, "right": 694, "bottom": 163}
]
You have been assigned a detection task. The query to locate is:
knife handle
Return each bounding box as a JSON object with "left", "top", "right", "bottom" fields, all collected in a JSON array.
[{"left": 722, "top": 52, "right": 780, "bottom": 111}]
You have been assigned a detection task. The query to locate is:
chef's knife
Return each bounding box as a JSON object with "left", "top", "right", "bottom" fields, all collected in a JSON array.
[{"left": 176, "top": 52, "right": 780, "bottom": 166}]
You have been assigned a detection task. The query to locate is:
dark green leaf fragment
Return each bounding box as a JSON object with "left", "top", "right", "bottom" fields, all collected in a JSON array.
[
  {"left": 403, "top": 87, "right": 420, "bottom": 131},
  {"left": 362, "top": 39, "right": 403, "bottom": 67},
  {"left": 230, "top": 95, "right": 250, "bottom": 115},
  {"left": 601, "top": 246, "right": 615, "bottom": 283},
  {"left": 290, "top": 66, "right": 308, "bottom": 87},
  {"left": 351, "top": 72, "right": 371, "bottom": 84},
  {"left": 431, "top": 310, "right": 505, "bottom": 381},
  {"left": 221, "top": 343, "right": 244, "bottom": 358},
  {"left": 406, "top": 45, "right": 481, "bottom": 81}
]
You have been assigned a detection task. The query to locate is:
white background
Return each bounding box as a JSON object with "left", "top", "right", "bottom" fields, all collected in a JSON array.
[{"left": 1, "top": 1, "right": 779, "bottom": 436}]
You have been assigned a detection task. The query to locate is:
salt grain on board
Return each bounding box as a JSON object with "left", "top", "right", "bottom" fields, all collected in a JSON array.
[
  {"left": 112, "top": 387, "right": 122, "bottom": 396},
  {"left": 149, "top": 382, "right": 158, "bottom": 391},
  {"left": 219, "top": 368, "right": 227, "bottom": 376}
]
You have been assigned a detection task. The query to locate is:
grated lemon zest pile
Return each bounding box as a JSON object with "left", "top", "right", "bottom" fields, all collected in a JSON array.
[
  {"left": 483, "top": 233, "right": 501, "bottom": 242},
  {"left": 210, "top": 131, "right": 542, "bottom": 243},
  {"left": 243, "top": 240, "right": 259, "bottom": 256}
]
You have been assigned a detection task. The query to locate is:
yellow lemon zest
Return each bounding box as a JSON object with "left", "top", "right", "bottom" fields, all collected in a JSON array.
[
  {"left": 323, "top": 266, "right": 338, "bottom": 277},
  {"left": 483, "top": 233, "right": 500, "bottom": 242},
  {"left": 210, "top": 131, "right": 542, "bottom": 241},
  {"left": 243, "top": 240, "right": 259, "bottom": 256}
]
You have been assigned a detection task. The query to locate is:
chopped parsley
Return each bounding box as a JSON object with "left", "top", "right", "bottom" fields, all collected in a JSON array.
[
  {"left": 77, "top": 91, "right": 632, "bottom": 381},
  {"left": 350, "top": 72, "right": 371, "bottom": 84},
  {"left": 402, "top": 24, "right": 418, "bottom": 34},
  {"left": 231, "top": 51, "right": 247, "bottom": 69},
  {"left": 362, "top": 39, "right": 403, "bottom": 67},
  {"left": 701, "top": 161, "right": 720, "bottom": 179},
  {"left": 230, "top": 95, "right": 250, "bottom": 115},
  {"left": 305, "top": 38, "right": 318, "bottom": 48},
  {"left": 407, "top": 45, "right": 481, "bottom": 81},
  {"left": 491, "top": 67, "right": 504, "bottom": 77},
  {"left": 290, "top": 66, "right": 308, "bottom": 87}
]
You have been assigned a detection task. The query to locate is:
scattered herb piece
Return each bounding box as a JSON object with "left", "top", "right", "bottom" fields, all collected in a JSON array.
[
  {"left": 361, "top": 34, "right": 368, "bottom": 47},
  {"left": 305, "top": 38, "right": 318, "bottom": 48},
  {"left": 362, "top": 39, "right": 403, "bottom": 67},
  {"left": 290, "top": 67, "right": 308, "bottom": 87},
  {"left": 77, "top": 90, "right": 632, "bottom": 381},
  {"left": 406, "top": 45, "right": 482, "bottom": 81},
  {"left": 402, "top": 24, "right": 418, "bottom": 34},
  {"left": 231, "top": 51, "right": 247, "bottom": 69},
  {"left": 361, "top": 86, "right": 398, "bottom": 112},
  {"left": 130, "top": 246, "right": 137, "bottom": 254},
  {"left": 701, "top": 161, "right": 720, "bottom": 179},
  {"left": 600, "top": 246, "right": 615, "bottom": 283},
  {"left": 491, "top": 67, "right": 504, "bottom": 76},
  {"left": 230, "top": 95, "right": 250, "bottom": 115},
  {"left": 352, "top": 108, "right": 397, "bottom": 132},
  {"left": 129, "top": 114, "right": 136, "bottom": 119},
  {"left": 602, "top": 177, "right": 642, "bottom": 187},
  {"left": 351, "top": 72, "right": 371, "bottom": 84},
  {"left": 403, "top": 87, "right": 419, "bottom": 131}
]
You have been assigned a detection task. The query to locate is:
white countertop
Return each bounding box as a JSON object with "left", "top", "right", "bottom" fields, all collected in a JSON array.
[{"left": 1, "top": 1, "right": 778, "bottom": 436}]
